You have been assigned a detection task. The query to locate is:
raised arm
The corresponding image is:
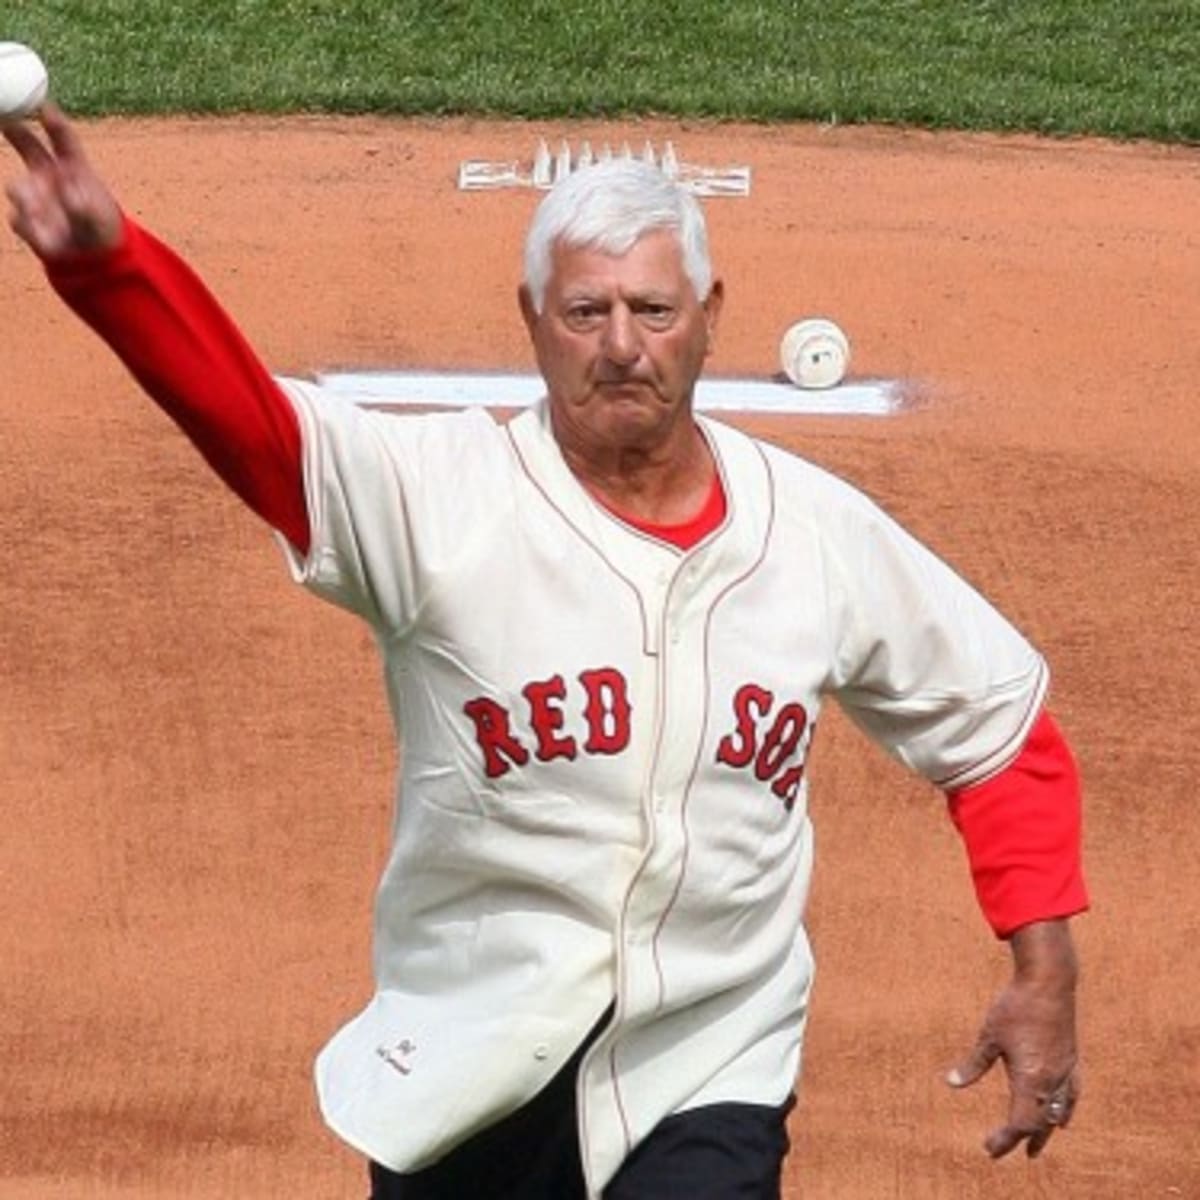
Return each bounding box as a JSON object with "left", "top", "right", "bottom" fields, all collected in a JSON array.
[{"left": 4, "top": 104, "right": 310, "bottom": 552}]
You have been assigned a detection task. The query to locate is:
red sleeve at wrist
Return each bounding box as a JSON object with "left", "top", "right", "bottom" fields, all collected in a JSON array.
[
  {"left": 946, "top": 708, "right": 1089, "bottom": 938},
  {"left": 46, "top": 214, "right": 310, "bottom": 553}
]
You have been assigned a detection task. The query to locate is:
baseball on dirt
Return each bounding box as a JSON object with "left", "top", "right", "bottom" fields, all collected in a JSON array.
[
  {"left": 780, "top": 318, "right": 850, "bottom": 390},
  {"left": 0, "top": 42, "right": 49, "bottom": 122}
]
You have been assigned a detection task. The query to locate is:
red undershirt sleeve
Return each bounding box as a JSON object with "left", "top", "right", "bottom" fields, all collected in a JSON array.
[
  {"left": 946, "top": 708, "right": 1089, "bottom": 938},
  {"left": 44, "top": 213, "right": 310, "bottom": 554}
]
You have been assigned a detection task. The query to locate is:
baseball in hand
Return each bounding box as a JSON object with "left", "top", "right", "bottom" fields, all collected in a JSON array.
[
  {"left": 780, "top": 318, "right": 850, "bottom": 390},
  {"left": 0, "top": 42, "right": 49, "bottom": 122}
]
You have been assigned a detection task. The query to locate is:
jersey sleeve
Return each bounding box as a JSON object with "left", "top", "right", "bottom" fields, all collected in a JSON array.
[
  {"left": 44, "top": 214, "right": 309, "bottom": 551},
  {"left": 823, "top": 490, "right": 1047, "bottom": 789},
  {"left": 818, "top": 484, "right": 1087, "bottom": 935},
  {"left": 277, "top": 385, "right": 505, "bottom": 635}
]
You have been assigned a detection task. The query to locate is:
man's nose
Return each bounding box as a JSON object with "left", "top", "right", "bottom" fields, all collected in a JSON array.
[{"left": 602, "top": 306, "right": 641, "bottom": 365}]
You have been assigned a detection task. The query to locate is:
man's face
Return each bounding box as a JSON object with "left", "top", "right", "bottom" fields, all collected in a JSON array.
[{"left": 519, "top": 229, "right": 723, "bottom": 454}]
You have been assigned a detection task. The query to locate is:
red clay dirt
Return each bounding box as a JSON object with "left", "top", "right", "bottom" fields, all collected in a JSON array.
[{"left": 2, "top": 115, "right": 1198, "bottom": 1198}]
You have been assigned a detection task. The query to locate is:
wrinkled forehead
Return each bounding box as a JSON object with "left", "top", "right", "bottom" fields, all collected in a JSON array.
[{"left": 546, "top": 227, "right": 693, "bottom": 296}]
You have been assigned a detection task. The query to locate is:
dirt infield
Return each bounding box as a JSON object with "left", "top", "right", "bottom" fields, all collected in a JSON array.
[{"left": 2, "top": 115, "right": 1197, "bottom": 1198}]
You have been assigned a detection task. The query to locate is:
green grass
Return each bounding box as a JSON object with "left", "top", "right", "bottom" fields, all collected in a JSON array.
[{"left": 5, "top": 0, "right": 1199, "bottom": 142}]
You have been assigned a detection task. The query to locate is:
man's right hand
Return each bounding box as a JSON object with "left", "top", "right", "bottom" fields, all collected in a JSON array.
[{"left": 3, "top": 102, "right": 122, "bottom": 259}]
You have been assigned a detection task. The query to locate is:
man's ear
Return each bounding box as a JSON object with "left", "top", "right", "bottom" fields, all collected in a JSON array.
[
  {"left": 518, "top": 284, "right": 539, "bottom": 339},
  {"left": 703, "top": 278, "right": 725, "bottom": 355}
]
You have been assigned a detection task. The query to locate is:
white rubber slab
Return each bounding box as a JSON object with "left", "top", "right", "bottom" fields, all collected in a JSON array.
[{"left": 316, "top": 370, "right": 900, "bottom": 416}]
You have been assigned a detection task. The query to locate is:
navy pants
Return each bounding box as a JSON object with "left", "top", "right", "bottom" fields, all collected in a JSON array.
[{"left": 367, "top": 1031, "right": 794, "bottom": 1199}]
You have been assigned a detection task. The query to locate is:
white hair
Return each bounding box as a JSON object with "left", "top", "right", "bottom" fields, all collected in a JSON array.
[{"left": 522, "top": 158, "right": 713, "bottom": 312}]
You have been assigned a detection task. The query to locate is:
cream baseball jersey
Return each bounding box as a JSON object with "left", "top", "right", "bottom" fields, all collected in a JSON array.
[{"left": 276, "top": 382, "right": 1047, "bottom": 1196}]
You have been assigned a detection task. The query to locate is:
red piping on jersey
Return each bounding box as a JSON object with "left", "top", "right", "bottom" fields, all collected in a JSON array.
[
  {"left": 933, "top": 673, "right": 1045, "bottom": 792},
  {"left": 505, "top": 423, "right": 660, "bottom": 657},
  {"left": 649, "top": 441, "right": 778, "bottom": 1009}
]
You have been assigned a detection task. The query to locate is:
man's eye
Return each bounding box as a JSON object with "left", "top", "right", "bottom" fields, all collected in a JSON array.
[
  {"left": 565, "top": 305, "right": 603, "bottom": 330},
  {"left": 638, "top": 305, "right": 675, "bottom": 329}
]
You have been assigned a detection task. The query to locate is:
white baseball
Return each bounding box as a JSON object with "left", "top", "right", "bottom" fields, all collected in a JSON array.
[
  {"left": 0, "top": 42, "right": 49, "bottom": 122},
  {"left": 780, "top": 318, "right": 850, "bottom": 390}
]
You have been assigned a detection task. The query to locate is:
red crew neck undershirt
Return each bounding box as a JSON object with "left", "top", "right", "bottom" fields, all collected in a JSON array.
[{"left": 599, "top": 471, "right": 727, "bottom": 550}]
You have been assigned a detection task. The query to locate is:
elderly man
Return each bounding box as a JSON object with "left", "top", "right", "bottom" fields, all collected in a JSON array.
[{"left": 5, "top": 107, "right": 1086, "bottom": 1199}]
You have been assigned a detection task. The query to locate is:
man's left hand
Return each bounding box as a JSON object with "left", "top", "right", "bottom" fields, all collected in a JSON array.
[{"left": 947, "top": 917, "right": 1080, "bottom": 1158}]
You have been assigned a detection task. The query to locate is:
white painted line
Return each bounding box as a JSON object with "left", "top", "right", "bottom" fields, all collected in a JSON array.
[{"left": 316, "top": 370, "right": 900, "bottom": 416}]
